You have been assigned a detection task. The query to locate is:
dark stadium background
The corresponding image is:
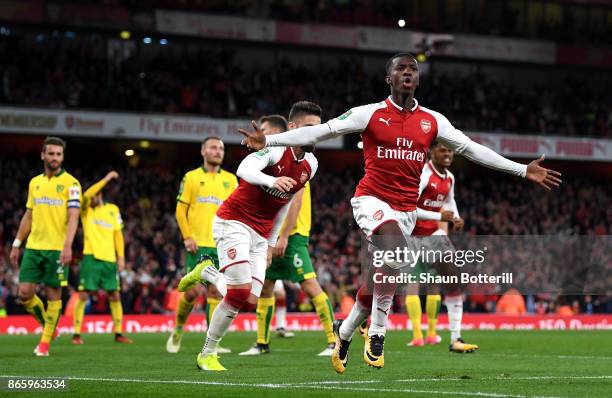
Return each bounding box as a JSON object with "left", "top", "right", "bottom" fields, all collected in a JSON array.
[{"left": 0, "top": 0, "right": 610, "bottom": 320}]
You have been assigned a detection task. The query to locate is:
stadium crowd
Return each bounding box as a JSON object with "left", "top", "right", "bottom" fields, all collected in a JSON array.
[
  {"left": 1, "top": 156, "right": 610, "bottom": 318},
  {"left": 1, "top": 34, "right": 610, "bottom": 138},
  {"left": 70, "top": 0, "right": 611, "bottom": 44}
]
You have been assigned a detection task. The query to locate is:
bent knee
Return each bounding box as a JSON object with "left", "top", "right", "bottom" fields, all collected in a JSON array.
[{"left": 225, "top": 287, "right": 251, "bottom": 309}]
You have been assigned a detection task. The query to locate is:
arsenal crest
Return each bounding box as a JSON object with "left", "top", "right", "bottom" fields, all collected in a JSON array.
[
  {"left": 420, "top": 119, "right": 432, "bottom": 134},
  {"left": 300, "top": 172, "right": 308, "bottom": 183},
  {"left": 373, "top": 210, "right": 384, "bottom": 221},
  {"left": 227, "top": 248, "right": 236, "bottom": 260}
]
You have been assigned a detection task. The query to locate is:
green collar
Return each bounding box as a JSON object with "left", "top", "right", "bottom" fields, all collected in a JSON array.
[
  {"left": 201, "top": 165, "right": 222, "bottom": 174},
  {"left": 44, "top": 168, "right": 65, "bottom": 178}
]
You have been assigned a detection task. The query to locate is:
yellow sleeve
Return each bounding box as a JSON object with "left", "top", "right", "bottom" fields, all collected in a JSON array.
[
  {"left": 176, "top": 201, "right": 192, "bottom": 239},
  {"left": 176, "top": 173, "right": 192, "bottom": 204},
  {"left": 114, "top": 229, "right": 125, "bottom": 258},
  {"left": 26, "top": 179, "right": 34, "bottom": 209},
  {"left": 114, "top": 206, "right": 124, "bottom": 231},
  {"left": 84, "top": 178, "right": 107, "bottom": 201}
]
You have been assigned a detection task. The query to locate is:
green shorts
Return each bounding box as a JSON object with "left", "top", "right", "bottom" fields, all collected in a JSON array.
[
  {"left": 266, "top": 234, "right": 315, "bottom": 283},
  {"left": 19, "top": 249, "right": 67, "bottom": 288},
  {"left": 78, "top": 255, "right": 119, "bottom": 292},
  {"left": 185, "top": 247, "right": 219, "bottom": 273}
]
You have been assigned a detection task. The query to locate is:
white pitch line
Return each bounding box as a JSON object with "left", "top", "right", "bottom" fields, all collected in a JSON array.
[
  {"left": 0, "top": 375, "right": 289, "bottom": 388},
  {"left": 0, "top": 374, "right": 591, "bottom": 398},
  {"left": 387, "top": 351, "right": 612, "bottom": 361},
  {"left": 307, "top": 385, "right": 561, "bottom": 398},
  {"left": 294, "top": 375, "right": 612, "bottom": 385},
  {"left": 505, "top": 376, "right": 612, "bottom": 381},
  {"left": 490, "top": 353, "right": 612, "bottom": 361}
]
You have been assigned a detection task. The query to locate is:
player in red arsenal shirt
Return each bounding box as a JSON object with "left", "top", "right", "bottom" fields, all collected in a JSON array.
[
  {"left": 180, "top": 108, "right": 319, "bottom": 371},
  {"left": 407, "top": 141, "right": 478, "bottom": 352},
  {"left": 239, "top": 53, "right": 561, "bottom": 373}
]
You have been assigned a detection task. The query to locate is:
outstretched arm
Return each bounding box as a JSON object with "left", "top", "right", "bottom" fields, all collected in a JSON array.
[
  {"left": 239, "top": 105, "right": 375, "bottom": 150},
  {"left": 84, "top": 171, "right": 119, "bottom": 208},
  {"left": 437, "top": 115, "right": 561, "bottom": 189}
]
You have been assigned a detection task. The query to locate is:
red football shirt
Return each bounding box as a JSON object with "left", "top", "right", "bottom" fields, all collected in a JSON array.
[
  {"left": 412, "top": 160, "right": 457, "bottom": 236},
  {"left": 217, "top": 147, "right": 317, "bottom": 238}
]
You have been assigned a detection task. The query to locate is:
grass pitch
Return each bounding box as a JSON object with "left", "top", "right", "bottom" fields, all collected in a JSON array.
[{"left": 1, "top": 330, "right": 611, "bottom": 397}]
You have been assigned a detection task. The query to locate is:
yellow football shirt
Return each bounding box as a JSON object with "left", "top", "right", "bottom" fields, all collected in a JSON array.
[
  {"left": 82, "top": 202, "right": 123, "bottom": 262},
  {"left": 25, "top": 170, "right": 81, "bottom": 251},
  {"left": 289, "top": 181, "right": 311, "bottom": 237},
  {"left": 177, "top": 167, "right": 237, "bottom": 247}
]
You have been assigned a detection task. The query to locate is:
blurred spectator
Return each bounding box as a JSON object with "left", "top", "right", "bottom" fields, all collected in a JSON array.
[
  {"left": 496, "top": 288, "right": 526, "bottom": 315},
  {"left": 85, "top": 1, "right": 612, "bottom": 44},
  {"left": 0, "top": 154, "right": 610, "bottom": 315},
  {"left": 0, "top": 33, "right": 610, "bottom": 137}
]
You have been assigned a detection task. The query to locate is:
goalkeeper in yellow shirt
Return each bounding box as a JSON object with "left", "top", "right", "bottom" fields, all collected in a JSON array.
[
  {"left": 166, "top": 137, "right": 238, "bottom": 354},
  {"left": 72, "top": 170, "right": 132, "bottom": 345},
  {"left": 10, "top": 137, "right": 81, "bottom": 356}
]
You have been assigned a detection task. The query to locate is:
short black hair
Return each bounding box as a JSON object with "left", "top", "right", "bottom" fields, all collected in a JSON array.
[
  {"left": 430, "top": 140, "right": 451, "bottom": 150},
  {"left": 385, "top": 52, "right": 417, "bottom": 74},
  {"left": 42, "top": 136, "right": 66, "bottom": 153},
  {"left": 288, "top": 101, "right": 322, "bottom": 122},
  {"left": 259, "top": 114, "right": 288, "bottom": 132},
  {"left": 202, "top": 136, "right": 222, "bottom": 146}
]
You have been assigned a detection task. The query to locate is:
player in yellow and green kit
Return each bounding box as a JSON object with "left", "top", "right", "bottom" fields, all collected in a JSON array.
[
  {"left": 72, "top": 170, "right": 133, "bottom": 345},
  {"left": 166, "top": 136, "right": 238, "bottom": 354},
  {"left": 239, "top": 104, "right": 335, "bottom": 357},
  {"left": 10, "top": 137, "right": 81, "bottom": 357}
]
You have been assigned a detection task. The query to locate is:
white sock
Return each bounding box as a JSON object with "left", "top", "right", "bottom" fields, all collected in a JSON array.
[
  {"left": 339, "top": 301, "right": 369, "bottom": 341},
  {"left": 202, "top": 300, "right": 238, "bottom": 355},
  {"left": 445, "top": 295, "right": 463, "bottom": 342},
  {"left": 276, "top": 305, "right": 287, "bottom": 329},
  {"left": 201, "top": 266, "right": 227, "bottom": 296},
  {"left": 368, "top": 290, "right": 394, "bottom": 337}
]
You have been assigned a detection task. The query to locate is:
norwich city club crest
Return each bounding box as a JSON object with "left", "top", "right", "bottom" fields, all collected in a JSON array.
[
  {"left": 56, "top": 184, "right": 64, "bottom": 193},
  {"left": 223, "top": 182, "right": 230, "bottom": 189}
]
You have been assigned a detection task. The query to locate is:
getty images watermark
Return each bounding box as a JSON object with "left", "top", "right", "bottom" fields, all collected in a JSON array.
[
  {"left": 363, "top": 235, "right": 611, "bottom": 294},
  {"left": 371, "top": 245, "right": 513, "bottom": 285}
]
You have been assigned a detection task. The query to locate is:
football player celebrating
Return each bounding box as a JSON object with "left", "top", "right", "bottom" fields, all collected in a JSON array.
[
  {"left": 240, "top": 104, "right": 335, "bottom": 357},
  {"left": 178, "top": 104, "right": 320, "bottom": 371},
  {"left": 406, "top": 141, "right": 477, "bottom": 353},
  {"left": 239, "top": 53, "right": 561, "bottom": 373}
]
